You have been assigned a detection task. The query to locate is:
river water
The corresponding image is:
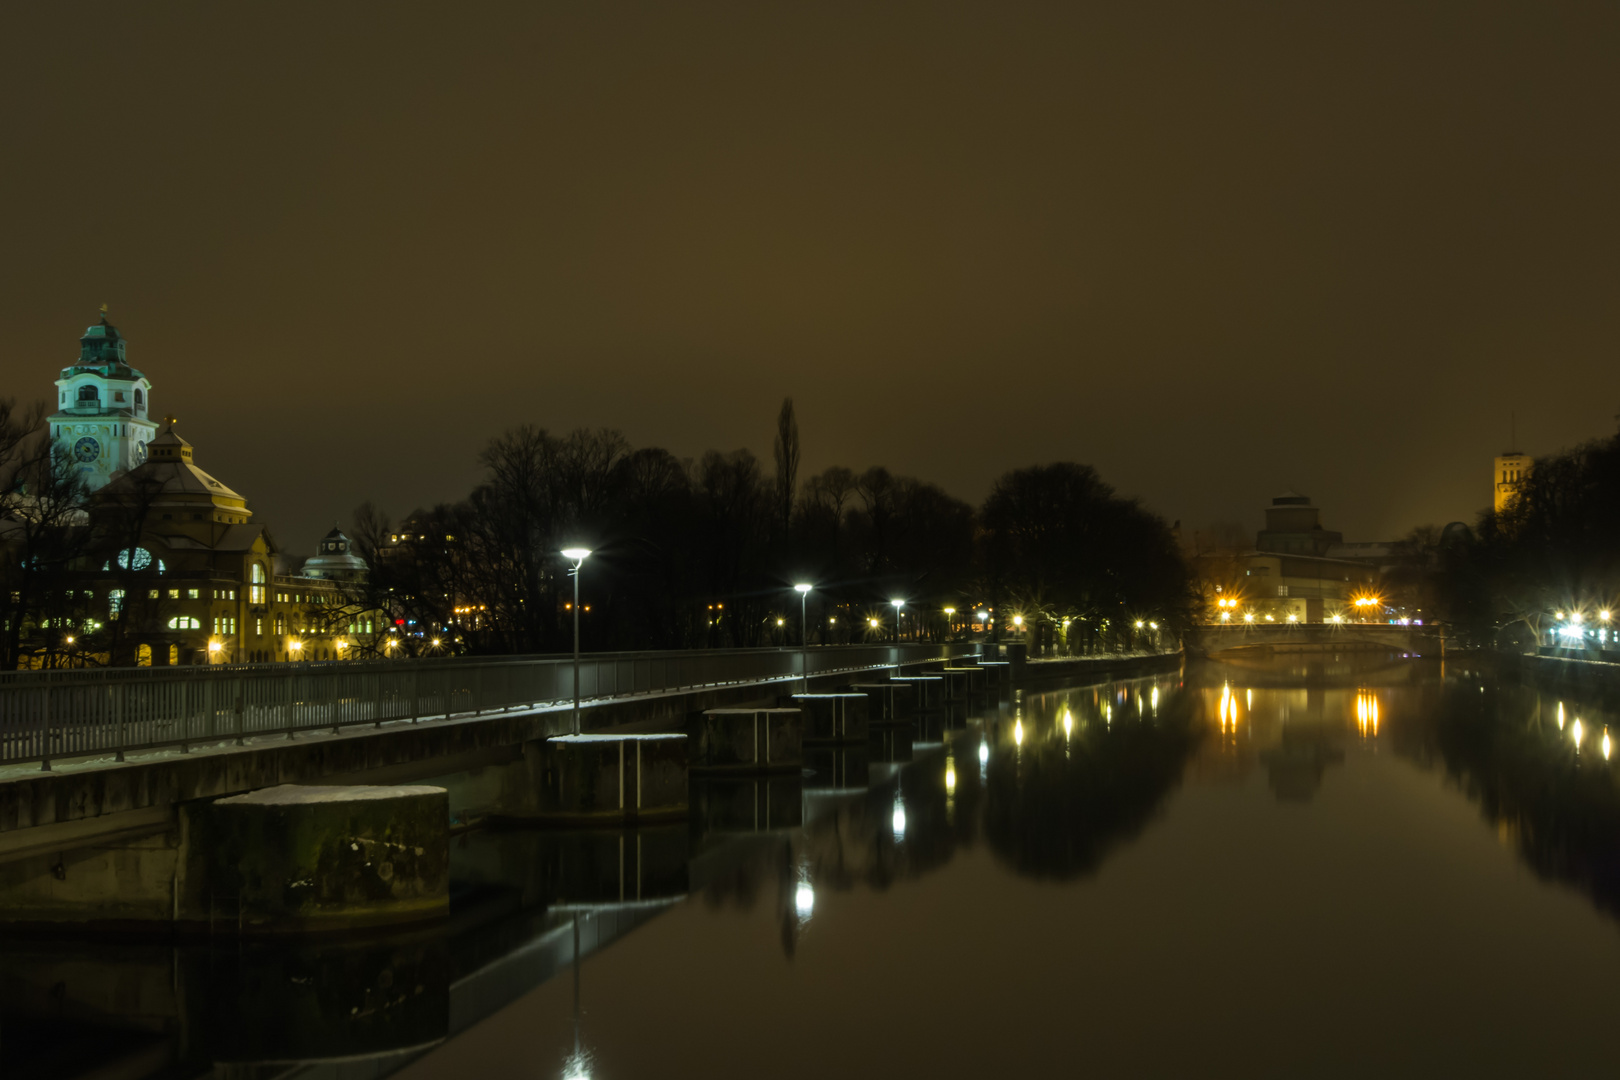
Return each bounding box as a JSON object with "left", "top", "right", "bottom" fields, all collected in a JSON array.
[{"left": 9, "top": 653, "right": 1620, "bottom": 1078}]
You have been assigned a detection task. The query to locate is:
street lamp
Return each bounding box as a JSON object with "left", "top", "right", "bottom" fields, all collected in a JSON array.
[
  {"left": 943, "top": 607, "right": 955, "bottom": 642},
  {"left": 562, "top": 547, "right": 592, "bottom": 735},
  {"left": 794, "top": 583, "right": 813, "bottom": 691},
  {"left": 891, "top": 599, "right": 904, "bottom": 645}
]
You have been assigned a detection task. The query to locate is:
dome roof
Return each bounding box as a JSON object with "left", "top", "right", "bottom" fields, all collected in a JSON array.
[{"left": 95, "top": 420, "right": 249, "bottom": 512}]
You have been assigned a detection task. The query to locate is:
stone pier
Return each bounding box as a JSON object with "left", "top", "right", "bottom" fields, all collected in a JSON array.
[
  {"left": 790, "top": 693, "right": 870, "bottom": 744},
  {"left": 689, "top": 708, "right": 803, "bottom": 773},
  {"left": 178, "top": 784, "right": 450, "bottom": 935},
  {"left": 846, "top": 681, "right": 915, "bottom": 723},
  {"left": 891, "top": 674, "right": 946, "bottom": 709},
  {"left": 525, "top": 734, "right": 689, "bottom": 825}
]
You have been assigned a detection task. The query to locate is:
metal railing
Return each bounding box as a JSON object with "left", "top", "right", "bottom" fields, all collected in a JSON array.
[{"left": 0, "top": 642, "right": 976, "bottom": 769}]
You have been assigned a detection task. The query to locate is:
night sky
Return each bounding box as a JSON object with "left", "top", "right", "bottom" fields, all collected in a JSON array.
[{"left": 5, "top": 2, "right": 1618, "bottom": 554}]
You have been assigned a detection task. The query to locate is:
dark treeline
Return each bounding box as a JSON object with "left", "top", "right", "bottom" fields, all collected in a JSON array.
[
  {"left": 1430, "top": 420, "right": 1620, "bottom": 647},
  {"left": 354, "top": 399, "right": 1193, "bottom": 656}
]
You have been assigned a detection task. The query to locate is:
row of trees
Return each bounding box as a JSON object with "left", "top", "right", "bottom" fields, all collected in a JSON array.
[
  {"left": 1433, "top": 420, "right": 1620, "bottom": 647},
  {"left": 353, "top": 399, "right": 1195, "bottom": 655}
]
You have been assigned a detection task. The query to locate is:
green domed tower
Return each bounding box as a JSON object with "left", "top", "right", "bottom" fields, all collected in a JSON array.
[{"left": 48, "top": 307, "right": 159, "bottom": 491}]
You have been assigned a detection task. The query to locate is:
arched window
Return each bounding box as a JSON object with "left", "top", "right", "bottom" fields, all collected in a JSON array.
[
  {"left": 134, "top": 388, "right": 144, "bottom": 409},
  {"left": 167, "top": 616, "right": 202, "bottom": 630},
  {"left": 249, "top": 563, "right": 267, "bottom": 604},
  {"left": 77, "top": 385, "right": 99, "bottom": 404}
]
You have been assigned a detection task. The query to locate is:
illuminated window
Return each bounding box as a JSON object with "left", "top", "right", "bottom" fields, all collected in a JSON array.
[
  {"left": 77, "top": 385, "right": 99, "bottom": 404},
  {"left": 167, "top": 616, "right": 201, "bottom": 630},
  {"left": 249, "top": 563, "right": 266, "bottom": 604}
]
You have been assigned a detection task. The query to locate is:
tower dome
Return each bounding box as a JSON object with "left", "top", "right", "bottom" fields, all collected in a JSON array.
[
  {"left": 50, "top": 308, "right": 158, "bottom": 493},
  {"left": 301, "top": 525, "right": 368, "bottom": 581}
]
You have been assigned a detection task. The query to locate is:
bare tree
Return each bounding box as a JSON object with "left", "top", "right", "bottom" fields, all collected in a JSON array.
[{"left": 773, "top": 397, "right": 800, "bottom": 538}]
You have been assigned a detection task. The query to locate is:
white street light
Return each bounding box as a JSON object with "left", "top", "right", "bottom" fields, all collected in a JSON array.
[
  {"left": 794, "top": 583, "right": 812, "bottom": 691},
  {"left": 563, "top": 548, "right": 592, "bottom": 735},
  {"left": 891, "top": 599, "right": 904, "bottom": 644}
]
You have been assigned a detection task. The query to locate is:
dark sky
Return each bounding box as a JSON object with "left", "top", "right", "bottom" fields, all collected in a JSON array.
[{"left": 5, "top": 2, "right": 1618, "bottom": 553}]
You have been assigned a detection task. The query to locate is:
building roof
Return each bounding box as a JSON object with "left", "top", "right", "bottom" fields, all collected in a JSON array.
[{"left": 95, "top": 421, "right": 249, "bottom": 511}]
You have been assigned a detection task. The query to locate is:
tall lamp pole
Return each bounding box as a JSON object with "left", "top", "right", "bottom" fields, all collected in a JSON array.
[
  {"left": 795, "top": 583, "right": 813, "bottom": 692},
  {"left": 562, "top": 547, "right": 592, "bottom": 735},
  {"left": 891, "top": 599, "right": 904, "bottom": 645}
]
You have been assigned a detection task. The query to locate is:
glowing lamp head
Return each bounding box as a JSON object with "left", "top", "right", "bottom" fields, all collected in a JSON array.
[
  {"left": 561, "top": 547, "right": 592, "bottom": 562},
  {"left": 208, "top": 641, "right": 221, "bottom": 653},
  {"left": 891, "top": 599, "right": 904, "bottom": 611},
  {"left": 944, "top": 607, "right": 955, "bottom": 616},
  {"left": 431, "top": 638, "right": 441, "bottom": 648},
  {"left": 794, "top": 583, "right": 812, "bottom": 594},
  {"left": 1602, "top": 611, "right": 1612, "bottom": 622}
]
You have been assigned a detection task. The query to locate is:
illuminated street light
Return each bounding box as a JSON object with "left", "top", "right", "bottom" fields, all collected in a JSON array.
[
  {"left": 1244, "top": 613, "right": 1255, "bottom": 623},
  {"left": 794, "top": 583, "right": 813, "bottom": 691},
  {"left": 891, "top": 599, "right": 905, "bottom": 644},
  {"left": 1602, "top": 611, "right": 1613, "bottom": 622},
  {"left": 1571, "top": 612, "right": 1583, "bottom": 625},
  {"left": 562, "top": 547, "right": 592, "bottom": 735}
]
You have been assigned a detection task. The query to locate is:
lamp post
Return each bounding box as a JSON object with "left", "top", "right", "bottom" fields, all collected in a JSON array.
[
  {"left": 891, "top": 599, "right": 904, "bottom": 645},
  {"left": 943, "top": 607, "right": 955, "bottom": 643},
  {"left": 562, "top": 547, "right": 592, "bottom": 735},
  {"left": 794, "top": 583, "right": 812, "bottom": 691}
]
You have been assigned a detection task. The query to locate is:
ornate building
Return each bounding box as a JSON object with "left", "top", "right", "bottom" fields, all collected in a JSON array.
[
  {"left": 37, "top": 312, "right": 379, "bottom": 666},
  {"left": 49, "top": 309, "right": 158, "bottom": 492}
]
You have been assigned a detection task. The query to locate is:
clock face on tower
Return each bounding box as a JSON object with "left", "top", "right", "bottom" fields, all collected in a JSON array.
[
  {"left": 73, "top": 436, "right": 101, "bottom": 463},
  {"left": 135, "top": 440, "right": 147, "bottom": 464}
]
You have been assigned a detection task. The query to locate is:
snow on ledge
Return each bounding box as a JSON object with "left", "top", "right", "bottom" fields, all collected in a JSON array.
[{"left": 217, "top": 784, "right": 447, "bottom": 806}]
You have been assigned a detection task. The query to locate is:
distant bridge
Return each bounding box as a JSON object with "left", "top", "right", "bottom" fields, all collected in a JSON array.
[{"left": 1183, "top": 622, "right": 1443, "bottom": 657}]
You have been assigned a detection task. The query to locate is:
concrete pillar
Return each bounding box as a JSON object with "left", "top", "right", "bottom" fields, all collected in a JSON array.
[
  {"left": 178, "top": 784, "right": 450, "bottom": 934},
  {"left": 890, "top": 675, "right": 945, "bottom": 709},
  {"left": 845, "top": 681, "right": 914, "bottom": 723},
  {"left": 790, "top": 693, "right": 870, "bottom": 744},
  {"left": 690, "top": 708, "right": 803, "bottom": 773},
  {"left": 530, "top": 734, "right": 689, "bottom": 824},
  {"left": 1003, "top": 642, "right": 1028, "bottom": 682}
]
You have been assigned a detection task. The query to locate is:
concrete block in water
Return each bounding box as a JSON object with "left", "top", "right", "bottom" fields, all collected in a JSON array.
[
  {"left": 890, "top": 675, "right": 946, "bottom": 710},
  {"left": 976, "top": 660, "right": 1011, "bottom": 687},
  {"left": 790, "top": 693, "right": 870, "bottom": 744},
  {"left": 940, "top": 666, "right": 986, "bottom": 697},
  {"left": 179, "top": 784, "right": 449, "bottom": 935},
  {"left": 690, "top": 708, "right": 802, "bottom": 773},
  {"left": 845, "top": 682, "right": 914, "bottom": 722},
  {"left": 534, "top": 734, "right": 689, "bottom": 824}
]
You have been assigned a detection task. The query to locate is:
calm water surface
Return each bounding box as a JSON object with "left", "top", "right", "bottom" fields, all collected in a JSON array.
[
  {"left": 9, "top": 654, "right": 1620, "bottom": 1078},
  {"left": 404, "top": 654, "right": 1620, "bottom": 1080}
]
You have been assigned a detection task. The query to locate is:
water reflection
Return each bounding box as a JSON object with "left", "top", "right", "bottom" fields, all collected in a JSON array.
[
  {"left": 26, "top": 655, "right": 1620, "bottom": 1077},
  {"left": 1382, "top": 672, "right": 1620, "bottom": 921}
]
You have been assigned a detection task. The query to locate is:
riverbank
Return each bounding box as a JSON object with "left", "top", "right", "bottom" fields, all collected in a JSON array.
[
  {"left": 1021, "top": 650, "right": 1182, "bottom": 685},
  {"left": 1495, "top": 650, "right": 1620, "bottom": 710}
]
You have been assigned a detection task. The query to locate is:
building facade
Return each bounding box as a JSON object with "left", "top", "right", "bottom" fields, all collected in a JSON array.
[
  {"left": 27, "top": 313, "right": 379, "bottom": 667},
  {"left": 1494, "top": 451, "right": 1528, "bottom": 514}
]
